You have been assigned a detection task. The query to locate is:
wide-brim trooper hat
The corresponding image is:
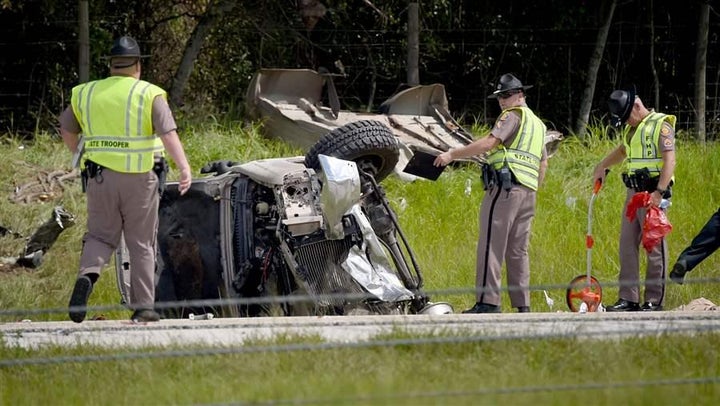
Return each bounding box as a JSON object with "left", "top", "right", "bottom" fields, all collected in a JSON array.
[
  {"left": 607, "top": 86, "right": 636, "bottom": 127},
  {"left": 102, "top": 36, "right": 150, "bottom": 67},
  {"left": 488, "top": 73, "right": 533, "bottom": 99}
]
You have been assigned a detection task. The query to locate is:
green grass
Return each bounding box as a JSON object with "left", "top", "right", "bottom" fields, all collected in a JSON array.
[
  {"left": 1, "top": 124, "right": 720, "bottom": 405},
  {"left": 1, "top": 334, "right": 718, "bottom": 405},
  {"left": 0, "top": 123, "right": 302, "bottom": 321},
  {"left": 388, "top": 135, "right": 720, "bottom": 312}
]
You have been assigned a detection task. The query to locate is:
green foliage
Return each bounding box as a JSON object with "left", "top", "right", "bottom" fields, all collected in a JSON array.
[
  {"left": 177, "top": 119, "right": 304, "bottom": 170},
  {"left": 1, "top": 122, "right": 720, "bottom": 404},
  {"left": 1, "top": 122, "right": 719, "bottom": 318},
  {"left": 386, "top": 133, "right": 720, "bottom": 312},
  {"left": 1, "top": 334, "right": 719, "bottom": 404},
  {"left": 0, "top": 122, "right": 301, "bottom": 322},
  {"left": 2, "top": 1, "right": 719, "bottom": 136}
]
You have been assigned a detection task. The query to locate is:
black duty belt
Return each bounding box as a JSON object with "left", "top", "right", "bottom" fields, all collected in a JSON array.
[
  {"left": 622, "top": 168, "right": 672, "bottom": 198},
  {"left": 481, "top": 164, "right": 519, "bottom": 191}
]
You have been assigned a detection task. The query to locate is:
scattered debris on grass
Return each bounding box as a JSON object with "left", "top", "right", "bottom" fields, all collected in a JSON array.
[
  {"left": 11, "top": 167, "right": 79, "bottom": 204},
  {"left": 0, "top": 206, "right": 75, "bottom": 271}
]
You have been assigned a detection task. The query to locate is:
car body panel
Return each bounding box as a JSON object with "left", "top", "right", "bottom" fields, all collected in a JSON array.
[{"left": 245, "top": 68, "right": 563, "bottom": 174}]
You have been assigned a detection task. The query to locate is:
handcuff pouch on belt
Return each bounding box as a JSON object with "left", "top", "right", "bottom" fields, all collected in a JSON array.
[
  {"left": 481, "top": 163, "right": 514, "bottom": 192},
  {"left": 153, "top": 157, "right": 169, "bottom": 195},
  {"left": 622, "top": 167, "right": 672, "bottom": 198},
  {"left": 80, "top": 160, "right": 103, "bottom": 193}
]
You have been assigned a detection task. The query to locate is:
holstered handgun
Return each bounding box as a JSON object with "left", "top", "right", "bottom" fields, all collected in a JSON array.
[
  {"left": 153, "top": 157, "right": 169, "bottom": 195},
  {"left": 80, "top": 160, "right": 103, "bottom": 193},
  {"left": 622, "top": 167, "right": 671, "bottom": 197},
  {"left": 481, "top": 164, "right": 496, "bottom": 190}
]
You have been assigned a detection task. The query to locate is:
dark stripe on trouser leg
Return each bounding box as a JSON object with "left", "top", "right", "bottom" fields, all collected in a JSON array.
[
  {"left": 659, "top": 237, "right": 666, "bottom": 303},
  {"left": 479, "top": 188, "right": 503, "bottom": 304}
]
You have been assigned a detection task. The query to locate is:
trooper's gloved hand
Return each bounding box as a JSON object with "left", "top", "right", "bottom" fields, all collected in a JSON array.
[{"left": 200, "top": 160, "right": 238, "bottom": 175}]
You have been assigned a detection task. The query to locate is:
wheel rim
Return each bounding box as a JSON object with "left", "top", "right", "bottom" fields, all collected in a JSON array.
[{"left": 566, "top": 275, "right": 603, "bottom": 312}]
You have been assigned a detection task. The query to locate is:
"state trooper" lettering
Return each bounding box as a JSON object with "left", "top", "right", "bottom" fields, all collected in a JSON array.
[
  {"left": 511, "top": 152, "right": 539, "bottom": 165},
  {"left": 87, "top": 140, "right": 130, "bottom": 148}
]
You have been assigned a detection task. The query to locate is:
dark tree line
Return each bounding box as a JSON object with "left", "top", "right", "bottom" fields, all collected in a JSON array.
[{"left": 0, "top": 0, "right": 717, "bottom": 139}]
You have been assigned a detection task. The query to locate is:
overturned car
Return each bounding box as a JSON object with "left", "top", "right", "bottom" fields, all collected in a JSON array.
[
  {"left": 116, "top": 120, "right": 453, "bottom": 318},
  {"left": 245, "top": 68, "right": 564, "bottom": 173}
]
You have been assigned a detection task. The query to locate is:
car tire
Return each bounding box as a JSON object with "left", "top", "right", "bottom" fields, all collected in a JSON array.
[{"left": 304, "top": 120, "right": 399, "bottom": 182}]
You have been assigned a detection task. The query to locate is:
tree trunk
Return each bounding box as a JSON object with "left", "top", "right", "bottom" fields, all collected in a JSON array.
[
  {"left": 649, "top": 0, "right": 660, "bottom": 108},
  {"left": 365, "top": 43, "right": 377, "bottom": 112},
  {"left": 573, "top": 0, "right": 616, "bottom": 138},
  {"left": 78, "top": 0, "right": 89, "bottom": 83},
  {"left": 406, "top": 2, "right": 420, "bottom": 86},
  {"left": 695, "top": 1, "right": 710, "bottom": 142},
  {"left": 168, "top": 0, "right": 237, "bottom": 107}
]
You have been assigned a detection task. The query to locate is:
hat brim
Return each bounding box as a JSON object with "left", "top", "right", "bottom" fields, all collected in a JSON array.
[
  {"left": 487, "top": 85, "right": 533, "bottom": 99},
  {"left": 101, "top": 54, "right": 151, "bottom": 60}
]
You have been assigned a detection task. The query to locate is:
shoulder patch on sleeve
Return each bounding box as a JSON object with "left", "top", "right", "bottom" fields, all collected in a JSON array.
[
  {"left": 663, "top": 137, "right": 673, "bottom": 148},
  {"left": 661, "top": 126, "right": 671, "bottom": 136},
  {"left": 495, "top": 112, "right": 509, "bottom": 129}
]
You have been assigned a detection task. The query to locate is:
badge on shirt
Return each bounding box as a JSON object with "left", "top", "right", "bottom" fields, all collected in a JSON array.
[{"left": 663, "top": 137, "right": 673, "bottom": 148}]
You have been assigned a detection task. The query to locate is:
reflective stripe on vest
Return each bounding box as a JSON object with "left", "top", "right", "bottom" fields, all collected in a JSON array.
[
  {"left": 622, "top": 112, "right": 677, "bottom": 175},
  {"left": 486, "top": 107, "right": 546, "bottom": 191},
  {"left": 71, "top": 76, "right": 166, "bottom": 173}
]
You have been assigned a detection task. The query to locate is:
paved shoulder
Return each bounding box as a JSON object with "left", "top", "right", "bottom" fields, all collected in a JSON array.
[{"left": 2, "top": 312, "right": 719, "bottom": 349}]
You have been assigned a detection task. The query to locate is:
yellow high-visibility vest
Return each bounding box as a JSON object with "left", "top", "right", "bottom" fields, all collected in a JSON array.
[
  {"left": 486, "top": 106, "right": 546, "bottom": 191},
  {"left": 71, "top": 76, "right": 166, "bottom": 173},
  {"left": 622, "top": 112, "right": 677, "bottom": 175}
]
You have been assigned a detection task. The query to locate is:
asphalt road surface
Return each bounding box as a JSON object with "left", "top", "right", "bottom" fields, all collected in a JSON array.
[{"left": 2, "top": 311, "right": 719, "bottom": 350}]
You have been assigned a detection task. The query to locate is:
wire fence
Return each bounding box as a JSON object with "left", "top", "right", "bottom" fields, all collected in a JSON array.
[
  {"left": 210, "top": 377, "right": 720, "bottom": 406},
  {"left": 2, "top": 277, "right": 719, "bottom": 403},
  {"left": 2, "top": 13, "right": 720, "bottom": 402},
  {"left": 3, "top": 323, "right": 720, "bottom": 368},
  {"left": 3, "top": 30, "right": 720, "bottom": 136},
  {"left": 3, "top": 277, "right": 719, "bottom": 320}
]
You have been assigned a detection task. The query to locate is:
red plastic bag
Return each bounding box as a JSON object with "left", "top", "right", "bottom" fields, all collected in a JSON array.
[
  {"left": 643, "top": 206, "right": 672, "bottom": 252},
  {"left": 625, "top": 192, "right": 673, "bottom": 252},
  {"left": 625, "top": 192, "right": 651, "bottom": 222}
]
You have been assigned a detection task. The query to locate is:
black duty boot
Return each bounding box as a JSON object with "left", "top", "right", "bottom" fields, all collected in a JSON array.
[
  {"left": 68, "top": 275, "right": 93, "bottom": 323},
  {"left": 517, "top": 306, "right": 530, "bottom": 313},
  {"left": 641, "top": 302, "right": 664, "bottom": 311},
  {"left": 605, "top": 299, "right": 640, "bottom": 312},
  {"left": 462, "top": 302, "right": 501, "bottom": 314},
  {"left": 131, "top": 309, "right": 161, "bottom": 322},
  {"left": 669, "top": 262, "right": 687, "bottom": 285}
]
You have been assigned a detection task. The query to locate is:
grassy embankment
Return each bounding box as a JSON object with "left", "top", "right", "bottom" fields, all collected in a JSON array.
[{"left": 1, "top": 122, "right": 719, "bottom": 405}]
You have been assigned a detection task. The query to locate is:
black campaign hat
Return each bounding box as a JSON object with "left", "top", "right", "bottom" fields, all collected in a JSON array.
[
  {"left": 103, "top": 36, "right": 150, "bottom": 62},
  {"left": 488, "top": 73, "right": 533, "bottom": 99},
  {"left": 607, "top": 86, "right": 636, "bottom": 127}
]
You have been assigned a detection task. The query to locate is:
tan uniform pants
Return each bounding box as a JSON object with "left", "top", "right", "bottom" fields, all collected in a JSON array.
[
  {"left": 618, "top": 188, "right": 668, "bottom": 305},
  {"left": 475, "top": 185, "right": 536, "bottom": 308},
  {"left": 78, "top": 168, "right": 159, "bottom": 309}
]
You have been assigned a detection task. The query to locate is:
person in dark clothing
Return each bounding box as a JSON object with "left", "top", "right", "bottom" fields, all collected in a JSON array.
[{"left": 669, "top": 208, "right": 720, "bottom": 284}]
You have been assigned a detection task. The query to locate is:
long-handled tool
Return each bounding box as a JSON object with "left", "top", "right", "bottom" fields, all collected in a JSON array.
[{"left": 566, "top": 176, "right": 605, "bottom": 312}]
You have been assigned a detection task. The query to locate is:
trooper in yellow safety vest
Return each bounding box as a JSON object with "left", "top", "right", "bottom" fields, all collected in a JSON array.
[
  {"left": 433, "top": 73, "right": 548, "bottom": 313},
  {"left": 59, "top": 36, "right": 192, "bottom": 323},
  {"left": 593, "top": 86, "right": 677, "bottom": 312}
]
